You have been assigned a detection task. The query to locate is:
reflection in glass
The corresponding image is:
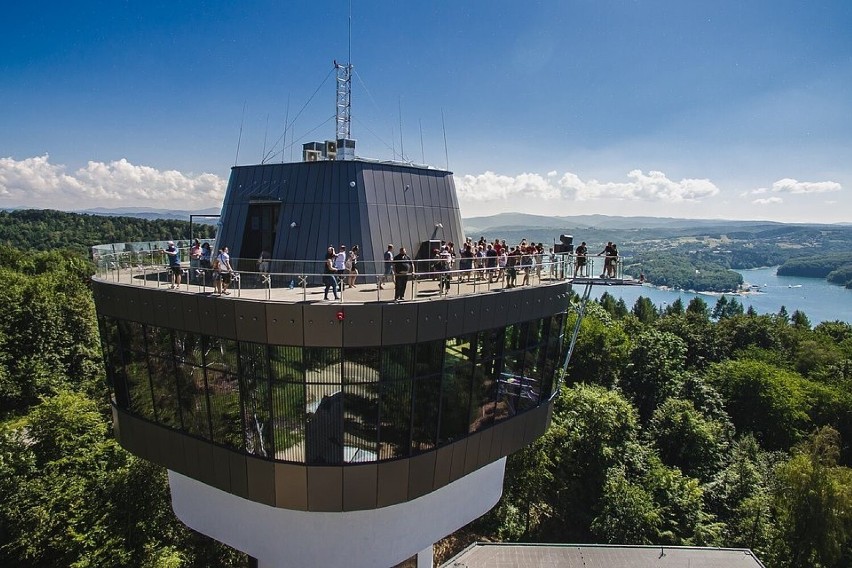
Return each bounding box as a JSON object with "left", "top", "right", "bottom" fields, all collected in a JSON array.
[
  {"left": 379, "top": 378, "right": 411, "bottom": 460},
  {"left": 99, "top": 307, "right": 565, "bottom": 464},
  {"left": 145, "top": 325, "right": 173, "bottom": 359},
  {"left": 99, "top": 317, "right": 130, "bottom": 408},
  {"left": 175, "top": 361, "right": 211, "bottom": 438},
  {"left": 205, "top": 368, "right": 243, "bottom": 450},
  {"left": 240, "top": 342, "right": 273, "bottom": 458},
  {"left": 270, "top": 346, "right": 306, "bottom": 461},
  {"left": 304, "top": 347, "right": 343, "bottom": 463},
  {"left": 411, "top": 375, "right": 440, "bottom": 454},
  {"left": 148, "top": 355, "right": 181, "bottom": 428},
  {"left": 122, "top": 349, "right": 155, "bottom": 419},
  {"left": 440, "top": 336, "right": 473, "bottom": 443},
  {"left": 174, "top": 331, "right": 203, "bottom": 367},
  {"left": 204, "top": 336, "right": 239, "bottom": 374},
  {"left": 341, "top": 348, "right": 380, "bottom": 462}
]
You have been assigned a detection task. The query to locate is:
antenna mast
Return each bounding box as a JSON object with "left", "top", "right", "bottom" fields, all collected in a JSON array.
[
  {"left": 334, "top": 60, "right": 353, "bottom": 143},
  {"left": 333, "top": 3, "right": 356, "bottom": 160}
]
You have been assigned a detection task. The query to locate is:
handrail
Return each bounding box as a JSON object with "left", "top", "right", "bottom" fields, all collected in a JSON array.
[{"left": 91, "top": 243, "right": 630, "bottom": 303}]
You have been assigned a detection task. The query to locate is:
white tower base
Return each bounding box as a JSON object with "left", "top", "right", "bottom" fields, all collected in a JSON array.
[{"left": 168, "top": 458, "right": 506, "bottom": 568}]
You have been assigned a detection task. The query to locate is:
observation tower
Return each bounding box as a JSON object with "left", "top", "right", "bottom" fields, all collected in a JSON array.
[{"left": 89, "top": 62, "right": 629, "bottom": 567}]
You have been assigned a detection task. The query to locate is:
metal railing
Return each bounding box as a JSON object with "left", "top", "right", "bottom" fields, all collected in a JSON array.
[{"left": 91, "top": 243, "right": 627, "bottom": 302}]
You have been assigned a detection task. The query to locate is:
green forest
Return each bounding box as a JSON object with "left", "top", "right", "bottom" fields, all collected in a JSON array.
[
  {"left": 3, "top": 211, "right": 852, "bottom": 566},
  {"left": 0, "top": 210, "right": 215, "bottom": 255},
  {"left": 778, "top": 253, "right": 852, "bottom": 288}
]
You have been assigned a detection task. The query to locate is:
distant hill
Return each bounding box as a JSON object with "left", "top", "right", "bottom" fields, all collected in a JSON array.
[
  {"left": 79, "top": 207, "right": 221, "bottom": 223},
  {"left": 461, "top": 212, "right": 790, "bottom": 234}
]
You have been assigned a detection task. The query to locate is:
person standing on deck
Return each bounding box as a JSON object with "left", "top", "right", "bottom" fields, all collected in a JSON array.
[
  {"left": 163, "top": 241, "right": 182, "bottom": 289},
  {"left": 392, "top": 247, "right": 414, "bottom": 301},
  {"left": 217, "top": 246, "right": 234, "bottom": 295},
  {"left": 379, "top": 244, "right": 394, "bottom": 289}
]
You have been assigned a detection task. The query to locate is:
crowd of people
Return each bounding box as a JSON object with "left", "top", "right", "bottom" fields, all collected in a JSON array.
[{"left": 162, "top": 235, "right": 621, "bottom": 301}]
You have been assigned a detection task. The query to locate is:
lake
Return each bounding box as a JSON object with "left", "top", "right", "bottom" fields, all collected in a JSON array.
[{"left": 590, "top": 266, "right": 852, "bottom": 324}]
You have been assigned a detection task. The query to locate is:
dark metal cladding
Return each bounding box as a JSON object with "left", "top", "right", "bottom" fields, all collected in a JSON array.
[{"left": 216, "top": 160, "right": 464, "bottom": 270}]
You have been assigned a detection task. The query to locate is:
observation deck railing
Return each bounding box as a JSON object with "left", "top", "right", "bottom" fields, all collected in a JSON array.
[{"left": 91, "top": 242, "right": 636, "bottom": 303}]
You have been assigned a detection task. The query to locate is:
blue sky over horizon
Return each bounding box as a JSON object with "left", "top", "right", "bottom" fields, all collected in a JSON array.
[{"left": 2, "top": 1, "right": 851, "bottom": 222}]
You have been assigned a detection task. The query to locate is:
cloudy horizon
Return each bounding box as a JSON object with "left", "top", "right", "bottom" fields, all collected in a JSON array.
[
  {"left": 2, "top": 2, "right": 850, "bottom": 224},
  {"left": 1, "top": 153, "right": 844, "bottom": 224}
]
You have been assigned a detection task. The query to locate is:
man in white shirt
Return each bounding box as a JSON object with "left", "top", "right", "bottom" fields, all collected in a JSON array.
[
  {"left": 334, "top": 244, "right": 348, "bottom": 289},
  {"left": 217, "top": 246, "right": 234, "bottom": 295}
]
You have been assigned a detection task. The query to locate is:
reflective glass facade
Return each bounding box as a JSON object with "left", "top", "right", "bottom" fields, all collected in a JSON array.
[{"left": 99, "top": 313, "right": 565, "bottom": 465}]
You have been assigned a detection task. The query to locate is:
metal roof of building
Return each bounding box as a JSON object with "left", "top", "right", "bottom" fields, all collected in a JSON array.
[{"left": 441, "top": 543, "right": 766, "bottom": 568}]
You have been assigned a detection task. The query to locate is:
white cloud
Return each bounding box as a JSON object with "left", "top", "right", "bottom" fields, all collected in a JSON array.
[
  {"left": 768, "top": 178, "right": 841, "bottom": 194},
  {"left": 0, "top": 154, "right": 226, "bottom": 209},
  {"left": 455, "top": 171, "right": 562, "bottom": 201},
  {"left": 745, "top": 177, "right": 842, "bottom": 197},
  {"left": 753, "top": 196, "right": 784, "bottom": 205},
  {"left": 456, "top": 168, "right": 720, "bottom": 203}
]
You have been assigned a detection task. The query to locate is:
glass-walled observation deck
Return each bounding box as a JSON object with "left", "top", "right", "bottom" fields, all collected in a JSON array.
[
  {"left": 98, "top": 315, "right": 564, "bottom": 465},
  {"left": 91, "top": 238, "right": 573, "bottom": 510}
]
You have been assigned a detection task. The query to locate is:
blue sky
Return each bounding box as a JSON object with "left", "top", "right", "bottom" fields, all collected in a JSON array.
[{"left": 2, "top": 1, "right": 851, "bottom": 222}]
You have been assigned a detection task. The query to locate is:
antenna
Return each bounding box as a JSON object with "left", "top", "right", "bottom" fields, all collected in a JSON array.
[
  {"left": 332, "top": 1, "right": 356, "bottom": 160},
  {"left": 234, "top": 100, "right": 246, "bottom": 167},
  {"left": 334, "top": 61, "right": 353, "bottom": 142},
  {"left": 261, "top": 114, "right": 269, "bottom": 164},
  {"left": 398, "top": 97, "right": 405, "bottom": 161},
  {"left": 419, "top": 119, "right": 425, "bottom": 164},
  {"left": 441, "top": 108, "right": 449, "bottom": 170},
  {"left": 282, "top": 94, "right": 290, "bottom": 163},
  {"left": 348, "top": 0, "right": 352, "bottom": 67}
]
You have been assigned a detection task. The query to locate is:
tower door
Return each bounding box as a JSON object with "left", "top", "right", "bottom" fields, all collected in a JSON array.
[{"left": 240, "top": 203, "right": 280, "bottom": 266}]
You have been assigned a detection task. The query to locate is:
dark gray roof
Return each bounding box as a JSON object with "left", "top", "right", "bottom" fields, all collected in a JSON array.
[{"left": 441, "top": 543, "right": 765, "bottom": 568}]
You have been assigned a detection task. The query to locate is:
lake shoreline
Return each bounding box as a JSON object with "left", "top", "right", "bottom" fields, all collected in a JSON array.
[{"left": 594, "top": 266, "right": 852, "bottom": 324}]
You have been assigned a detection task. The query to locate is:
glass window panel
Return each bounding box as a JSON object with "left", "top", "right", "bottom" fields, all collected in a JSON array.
[
  {"left": 145, "top": 325, "right": 173, "bottom": 359},
  {"left": 269, "top": 346, "right": 306, "bottom": 461},
  {"left": 118, "top": 320, "right": 146, "bottom": 353},
  {"left": 175, "top": 361, "right": 211, "bottom": 438},
  {"left": 272, "top": 380, "right": 306, "bottom": 462},
  {"left": 99, "top": 317, "right": 130, "bottom": 409},
  {"left": 304, "top": 347, "right": 341, "bottom": 384},
  {"left": 440, "top": 337, "right": 474, "bottom": 444},
  {"left": 378, "top": 379, "right": 411, "bottom": 460},
  {"left": 503, "top": 323, "right": 522, "bottom": 353},
  {"left": 517, "top": 345, "right": 542, "bottom": 413},
  {"left": 414, "top": 340, "right": 443, "bottom": 378},
  {"left": 206, "top": 369, "right": 244, "bottom": 450},
  {"left": 148, "top": 355, "right": 181, "bottom": 428},
  {"left": 173, "top": 331, "right": 203, "bottom": 367},
  {"left": 540, "top": 315, "right": 565, "bottom": 400},
  {"left": 343, "top": 382, "right": 378, "bottom": 462},
  {"left": 204, "top": 337, "right": 239, "bottom": 374},
  {"left": 411, "top": 375, "right": 440, "bottom": 454},
  {"left": 475, "top": 328, "right": 503, "bottom": 363},
  {"left": 305, "top": 389, "right": 344, "bottom": 464},
  {"left": 549, "top": 313, "right": 565, "bottom": 340},
  {"left": 382, "top": 345, "right": 414, "bottom": 381},
  {"left": 526, "top": 318, "right": 544, "bottom": 347},
  {"left": 269, "top": 345, "right": 304, "bottom": 383},
  {"left": 123, "top": 353, "right": 155, "bottom": 419},
  {"left": 343, "top": 347, "right": 381, "bottom": 384},
  {"left": 240, "top": 342, "right": 273, "bottom": 458},
  {"left": 469, "top": 360, "right": 497, "bottom": 433}
]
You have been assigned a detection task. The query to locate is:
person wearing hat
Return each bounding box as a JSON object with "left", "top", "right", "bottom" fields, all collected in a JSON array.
[{"left": 163, "top": 240, "right": 182, "bottom": 289}]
